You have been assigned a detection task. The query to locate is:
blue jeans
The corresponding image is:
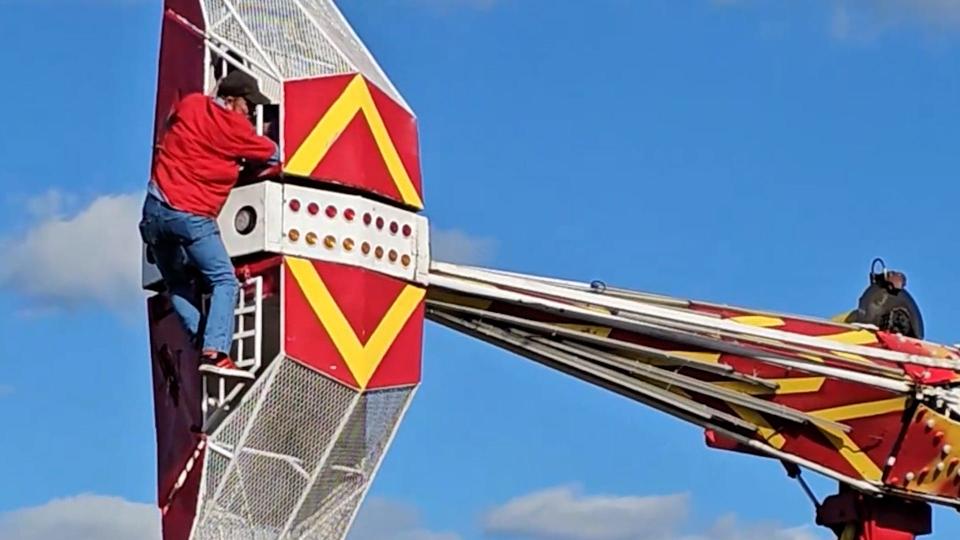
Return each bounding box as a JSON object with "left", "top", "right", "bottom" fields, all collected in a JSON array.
[{"left": 139, "top": 194, "right": 238, "bottom": 355}]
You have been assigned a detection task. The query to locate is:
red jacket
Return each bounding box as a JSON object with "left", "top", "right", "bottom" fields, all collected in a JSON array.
[{"left": 151, "top": 93, "right": 277, "bottom": 217}]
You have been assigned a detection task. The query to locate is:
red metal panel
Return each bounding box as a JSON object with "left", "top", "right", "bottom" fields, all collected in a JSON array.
[
  {"left": 164, "top": 0, "right": 203, "bottom": 26},
  {"left": 691, "top": 303, "right": 860, "bottom": 337},
  {"left": 147, "top": 295, "right": 204, "bottom": 539},
  {"left": 886, "top": 406, "right": 960, "bottom": 498},
  {"left": 367, "top": 300, "right": 424, "bottom": 389},
  {"left": 284, "top": 75, "right": 352, "bottom": 159},
  {"left": 153, "top": 7, "right": 205, "bottom": 159},
  {"left": 318, "top": 258, "right": 408, "bottom": 342},
  {"left": 818, "top": 492, "right": 931, "bottom": 540},
  {"left": 284, "top": 262, "right": 360, "bottom": 389},
  {"left": 283, "top": 258, "right": 423, "bottom": 390},
  {"left": 282, "top": 75, "right": 423, "bottom": 208},
  {"left": 367, "top": 78, "right": 422, "bottom": 195},
  {"left": 876, "top": 333, "right": 960, "bottom": 385},
  {"left": 161, "top": 447, "right": 205, "bottom": 540}
]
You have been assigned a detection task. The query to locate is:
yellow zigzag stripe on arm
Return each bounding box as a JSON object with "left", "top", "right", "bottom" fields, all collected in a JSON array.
[
  {"left": 730, "top": 315, "right": 784, "bottom": 328},
  {"left": 285, "top": 75, "right": 424, "bottom": 209},
  {"left": 714, "top": 377, "right": 825, "bottom": 396},
  {"left": 287, "top": 257, "right": 426, "bottom": 388},
  {"left": 821, "top": 330, "right": 878, "bottom": 346},
  {"left": 809, "top": 397, "right": 907, "bottom": 482},
  {"left": 728, "top": 405, "right": 786, "bottom": 449}
]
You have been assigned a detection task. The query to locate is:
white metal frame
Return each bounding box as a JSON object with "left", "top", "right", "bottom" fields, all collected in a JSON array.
[
  {"left": 427, "top": 270, "right": 914, "bottom": 393},
  {"left": 191, "top": 0, "right": 409, "bottom": 111},
  {"left": 430, "top": 262, "right": 960, "bottom": 372},
  {"left": 201, "top": 276, "right": 265, "bottom": 422},
  {"left": 277, "top": 392, "right": 364, "bottom": 536}
]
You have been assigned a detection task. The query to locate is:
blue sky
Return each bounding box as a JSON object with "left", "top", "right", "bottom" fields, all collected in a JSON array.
[{"left": 3, "top": 0, "right": 960, "bottom": 539}]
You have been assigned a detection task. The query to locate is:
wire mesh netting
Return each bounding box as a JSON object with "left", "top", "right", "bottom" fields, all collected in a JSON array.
[
  {"left": 289, "top": 387, "right": 413, "bottom": 537},
  {"left": 192, "top": 357, "right": 415, "bottom": 539},
  {"left": 201, "top": 0, "right": 408, "bottom": 109}
]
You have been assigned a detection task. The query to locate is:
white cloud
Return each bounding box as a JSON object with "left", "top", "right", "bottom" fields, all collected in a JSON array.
[
  {"left": 23, "top": 189, "right": 77, "bottom": 220},
  {"left": 483, "top": 485, "right": 824, "bottom": 540},
  {"left": 0, "top": 384, "right": 12, "bottom": 397},
  {"left": 682, "top": 514, "right": 822, "bottom": 540},
  {"left": 485, "top": 486, "right": 686, "bottom": 540},
  {"left": 0, "top": 490, "right": 823, "bottom": 540},
  {"left": 711, "top": 0, "right": 960, "bottom": 40},
  {"left": 0, "top": 192, "right": 144, "bottom": 314},
  {"left": 0, "top": 188, "right": 499, "bottom": 313},
  {"left": 0, "top": 494, "right": 161, "bottom": 540},
  {"left": 430, "top": 227, "right": 497, "bottom": 265},
  {"left": 827, "top": 0, "right": 960, "bottom": 40},
  {"left": 348, "top": 497, "right": 461, "bottom": 540}
]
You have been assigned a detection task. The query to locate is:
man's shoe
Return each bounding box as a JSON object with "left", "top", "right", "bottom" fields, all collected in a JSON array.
[{"left": 199, "top": 355, "right": 255, "bottom": 380}]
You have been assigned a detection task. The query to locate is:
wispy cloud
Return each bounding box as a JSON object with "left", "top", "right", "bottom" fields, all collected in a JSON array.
[
  {"left": 485, "top": 486, "right": 686, "bottom": 540},
  {"left": 0, "top": 489, "right": 823, "bottom": 540},
  {"left": 430, "top": 227, "right": 497, "bottom": 265},
  {"left": 0, "top": 191, "right": 145, "bottom": 315},
  {"left": 0, "top": 494, "right": 160, "bottom": 540},
  {"left": 712, "top": 0, "right": 960, "bottom": 41},
  {"left": 347, "top": 497, "right": 461, "bottom": 540},
  {"left": 0, "top": 188, "right": 498, "bottom": 314},
  {"left": 829, "top": 1, "right": 960, "bottom": 41},
  {"left": 484, "top": 485, "right": 823, "bottom": 540}
]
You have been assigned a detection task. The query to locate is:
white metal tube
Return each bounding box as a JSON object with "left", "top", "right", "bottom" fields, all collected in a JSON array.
[
  {"left": 429, "top": 265, "right": 960, "bottom": 371},
  {"left": 427, "top": 274, "right": 911, "bottom": 393}
]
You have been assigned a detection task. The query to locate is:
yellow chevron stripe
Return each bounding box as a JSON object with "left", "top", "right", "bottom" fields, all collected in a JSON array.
[
  {"left": 668, "top": 351, "right": 722, "bottom": 364},
  {"left": 731, "top": 315, "right": 784, "bottom": 328},
  {"left": 715, "top": 377, "right": 825, "bottom": 396},
  {"left": 821, "top": 329, "right": 878, "bottom": 346},
  {"left": 287, "top": 257, "right": 425, "bottom": 388},
  {"left": 810, "top": 397, "right": 906, "bottom": 481},
  {"left": 556, "top": 324, "right": 613, "bottom": 337},
  {"left": 729, "top": 405, "right": 786, "bottom": 449},
  {"left": 810, "top": 397, "right": 907, "bottom": 423},
  {"left": 285, "top": 75, "right": 423, "bottom": 209}
]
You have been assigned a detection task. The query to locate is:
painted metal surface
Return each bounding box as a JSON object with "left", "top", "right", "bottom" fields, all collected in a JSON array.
[
  {"left": 143, "top": 182, "right": 430, "bottom": 290},
  {"left": 885, "top": 406, "right": 960, "bottom": 498},
  {"left": 425, "top": 262, "right": 960, "bottom": 515},
  {"left": 153, "top": 4, "right": 206, "bottom": 162},
  {"left": 285, "top": 256, "right": 425, "bottom": 391},
  {"left": 283, "top": 74, "right": 423, "bottom": 209},
  {"left": 144, "top": 1, "right": 426, "bottom": 538},
  {"left": 147, "top": 294, "right": 205, "bottom": 540}
]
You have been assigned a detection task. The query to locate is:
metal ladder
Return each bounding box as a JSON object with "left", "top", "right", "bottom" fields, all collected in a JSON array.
[{"left": 201, "top": 276, "right": 264, "bottom": 423}]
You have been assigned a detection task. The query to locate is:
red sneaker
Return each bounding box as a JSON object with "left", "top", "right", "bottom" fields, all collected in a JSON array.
[{"left": 199, "top": 353, "right": 255, "bottom": 380}]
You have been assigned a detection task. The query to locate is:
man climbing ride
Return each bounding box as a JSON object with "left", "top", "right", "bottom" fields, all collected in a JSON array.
[{"left": 139, "top": 69, "right": 278, "bottom": 380}]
